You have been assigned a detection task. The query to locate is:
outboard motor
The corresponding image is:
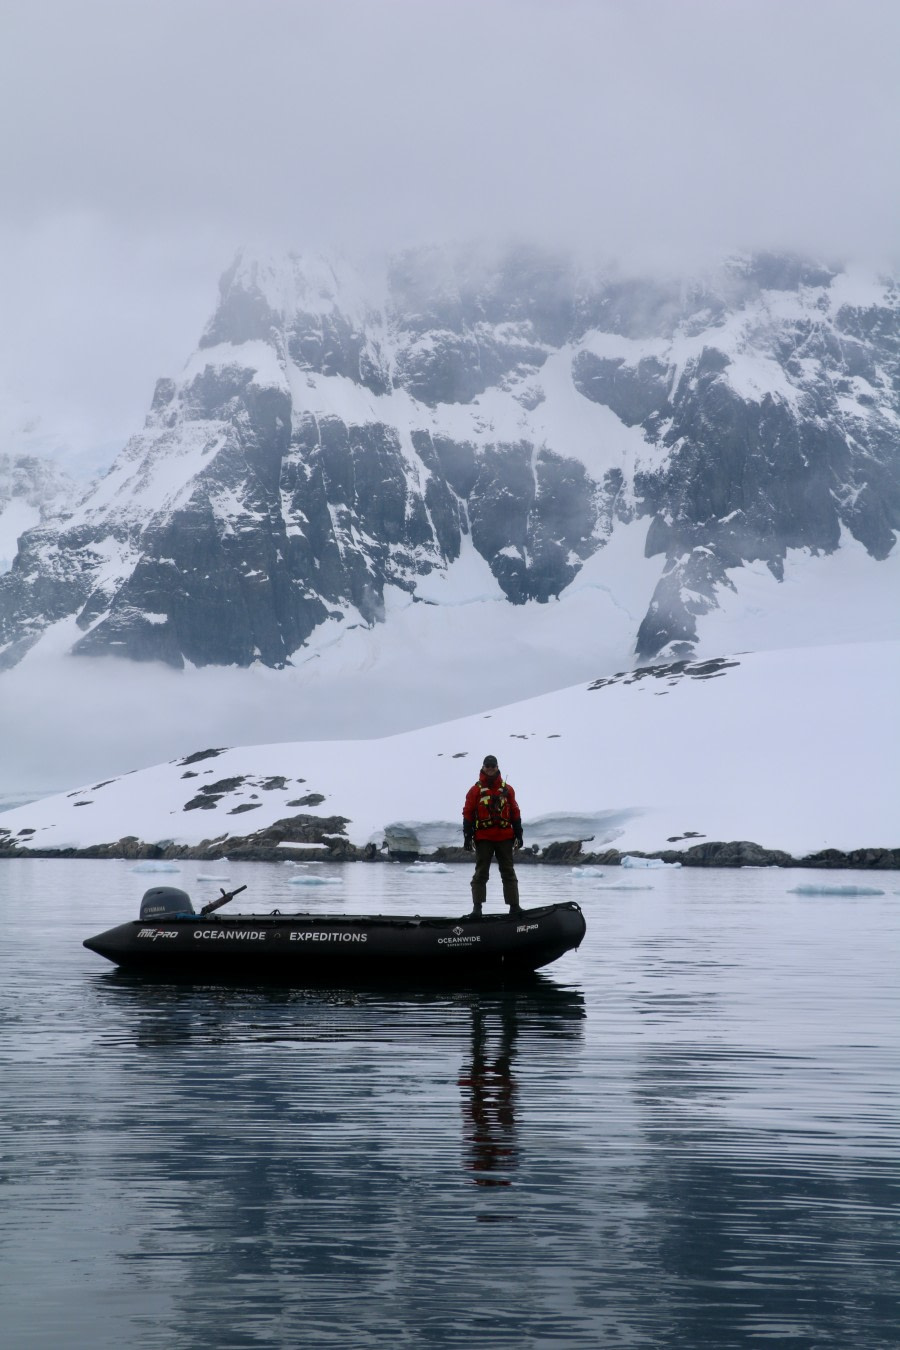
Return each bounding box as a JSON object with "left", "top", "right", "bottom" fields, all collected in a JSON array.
[{"left": 140, "top": 886, "right": 195, "bottom": 920}]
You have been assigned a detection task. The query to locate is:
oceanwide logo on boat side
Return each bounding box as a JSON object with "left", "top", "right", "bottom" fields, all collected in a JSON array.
[{"left": 193, "top": 930, "right": 267, "bottom": 940}]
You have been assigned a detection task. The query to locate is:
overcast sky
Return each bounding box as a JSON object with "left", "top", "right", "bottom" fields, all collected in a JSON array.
[{"left": 1, "top": 0, "right": 898, "bottom": 466}]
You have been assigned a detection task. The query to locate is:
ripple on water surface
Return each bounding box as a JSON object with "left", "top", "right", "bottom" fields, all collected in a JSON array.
[{"left": 0, "top": 858, "right": 898, "bottom": 1348}]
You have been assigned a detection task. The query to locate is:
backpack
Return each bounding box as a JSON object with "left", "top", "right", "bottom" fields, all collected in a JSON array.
[{"left": 475, "top": 781, "right": 511, "bottom": 831}]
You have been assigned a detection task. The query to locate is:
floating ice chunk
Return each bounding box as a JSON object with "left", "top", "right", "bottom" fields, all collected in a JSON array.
[
  {"left": 620, "top": 855, "right": 681, "bottom": 869},
  {"left": 596, "top": 883, "right": 655, "bottom": 891},
  {"left": 571, "top": 866, "right": 605, "bottom": 878},
  {"left": 288, "top": 875, "right": 342, "bottom": 886},
  {"left": 788, "top": 883, "right": 885, "bottom": 897},
  {"left": 197, "top": 874, "right": 230, "bottom": 882},
  {"left": 129, "top": 861, "right": 181, "bottom": 873},
  {"left": 405, "top": 862, "right": 452, "bottom": 874}
]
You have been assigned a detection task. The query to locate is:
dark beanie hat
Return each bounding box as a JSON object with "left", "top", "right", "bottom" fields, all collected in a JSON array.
[{"left": 482, "top": 755, "right": 499, "bottom": 769}]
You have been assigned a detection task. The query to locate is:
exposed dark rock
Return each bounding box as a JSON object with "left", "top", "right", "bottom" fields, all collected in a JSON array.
[
  {"left": 0, "top": 249, "right": 896, "bottom": 670},
  {"left": 579, "top": 849, "right": 625, "bottom": 865},
  {"left": 429, "top": 846, "right": 471, "bottom": 863},
  {"left": 204, "top": 777, "right": 246, "bottom": 794},
  {"left": 541, "top": 840, "right": 585, "bottom": 863},
  {"left": 183, "top": 796, "right": 219, "bottom": 811},
  {"left": 589, "top": 655, "right": 740, "bottom": 691},
  {"left": 676, "top": 840, "right": 795, "bottom": 868},
  {"left": 572, "top": 352, "right": 671, "bottom": 426},
  {"left": 0, "top": 821, "right": 896, "bottom": 869},
  {"left": 798, "top": 846, "right": 900, "bottom": 870}
]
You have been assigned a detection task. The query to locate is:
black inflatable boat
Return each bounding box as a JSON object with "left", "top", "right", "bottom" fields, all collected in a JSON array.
[{"left": 83, "top": 884, "right": 587, "bottom": 982}]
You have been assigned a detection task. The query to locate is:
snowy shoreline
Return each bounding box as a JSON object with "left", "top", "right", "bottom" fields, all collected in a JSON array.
[{"left": 1, "top": 643, "right": 896, "bottom": 869}]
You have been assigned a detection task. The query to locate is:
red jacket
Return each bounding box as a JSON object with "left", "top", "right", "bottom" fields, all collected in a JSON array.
[{"left": 463, "top": 771, "right": 521, "bottom": 842}]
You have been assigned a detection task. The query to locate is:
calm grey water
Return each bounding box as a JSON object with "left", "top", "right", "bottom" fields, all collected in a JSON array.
[{"left": 1, "top": 858, "right": 898, "bottom": 1349}]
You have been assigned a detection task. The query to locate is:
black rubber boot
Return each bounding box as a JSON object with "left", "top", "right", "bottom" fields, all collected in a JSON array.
[
  {"left": 470, "top": 877, "right": 486, "bottom": 920},
  {"left": 502, "top": 877, "right": 522, "bottom": 915}
]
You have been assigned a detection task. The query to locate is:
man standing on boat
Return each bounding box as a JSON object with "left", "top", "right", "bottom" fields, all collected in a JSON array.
[{"left": 463, "top": 755, "right": 523, "bottom": 918}]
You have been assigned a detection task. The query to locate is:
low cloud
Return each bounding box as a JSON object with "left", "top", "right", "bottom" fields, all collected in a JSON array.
[
  {"left": 1, "top": 0, "right": 898, "bottom": 462},
  {"left": 4, "top": 0, "right": 898, "bottom": 260}
]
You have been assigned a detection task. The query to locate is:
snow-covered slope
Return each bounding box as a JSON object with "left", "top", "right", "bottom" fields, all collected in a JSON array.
[{"left": 2, "top": 641, "right": 896, "bottom": 859}]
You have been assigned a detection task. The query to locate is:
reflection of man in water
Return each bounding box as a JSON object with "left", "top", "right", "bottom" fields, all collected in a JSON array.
[{"left": 458, "top": 1002, "right": 518, "bottom": 1187}]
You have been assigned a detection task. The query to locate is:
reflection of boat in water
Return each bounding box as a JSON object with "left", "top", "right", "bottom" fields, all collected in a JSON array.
[{"left": 83, "top": 885, "right": 587, "bottom": 983}]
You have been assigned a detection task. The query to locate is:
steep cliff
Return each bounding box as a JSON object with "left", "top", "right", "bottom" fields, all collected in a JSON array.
[{"left": 1, "top": 246, "right": 897, "bottom": 671}]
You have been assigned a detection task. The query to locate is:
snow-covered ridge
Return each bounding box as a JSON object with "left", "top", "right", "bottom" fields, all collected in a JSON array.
[
  {"left": 2, "top": 642, "right": 896, "bottom": 861},
  {"left": 0, "top": 244, "right": 897, "bottom": 681}
]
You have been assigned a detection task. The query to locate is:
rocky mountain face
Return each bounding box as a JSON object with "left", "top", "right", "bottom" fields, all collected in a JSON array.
[
  {"left": 0, "top": 453, "right": 75, "bottom": 574},
  {"left": 0, "top": 246, "right": 897, "bottom": 671}
]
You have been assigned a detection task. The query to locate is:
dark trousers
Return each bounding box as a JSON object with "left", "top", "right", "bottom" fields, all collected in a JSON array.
[{"left": 472, "top": 838, "right": 520, "bottom": 909}]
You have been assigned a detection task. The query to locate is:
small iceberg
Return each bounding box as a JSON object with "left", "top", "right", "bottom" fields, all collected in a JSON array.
[
  {"left": 620, "top": 855, "right": 681, "bottom": 869},
  {"left": 405, "top": 862, "right": 452, "bottom": 874},
  {"left": 129, "top": 861, "right": 180, "bottom": 874},
  {"left": 288, "top": 875, "right": 342, "bottom": 886},
  {"left": 196, "top": 874, "right": 230, "bottom": 882},
  {"left": 571, "top": 867, "right": 604, "bottom": 878},
  {"left": 788, "top": 883, "right": 885, "bottom": 897}
]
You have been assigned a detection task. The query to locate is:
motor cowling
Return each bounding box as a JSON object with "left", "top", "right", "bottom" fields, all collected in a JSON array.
[{"left": 140, "top": 886, "right": 195, "bottom": 920}]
